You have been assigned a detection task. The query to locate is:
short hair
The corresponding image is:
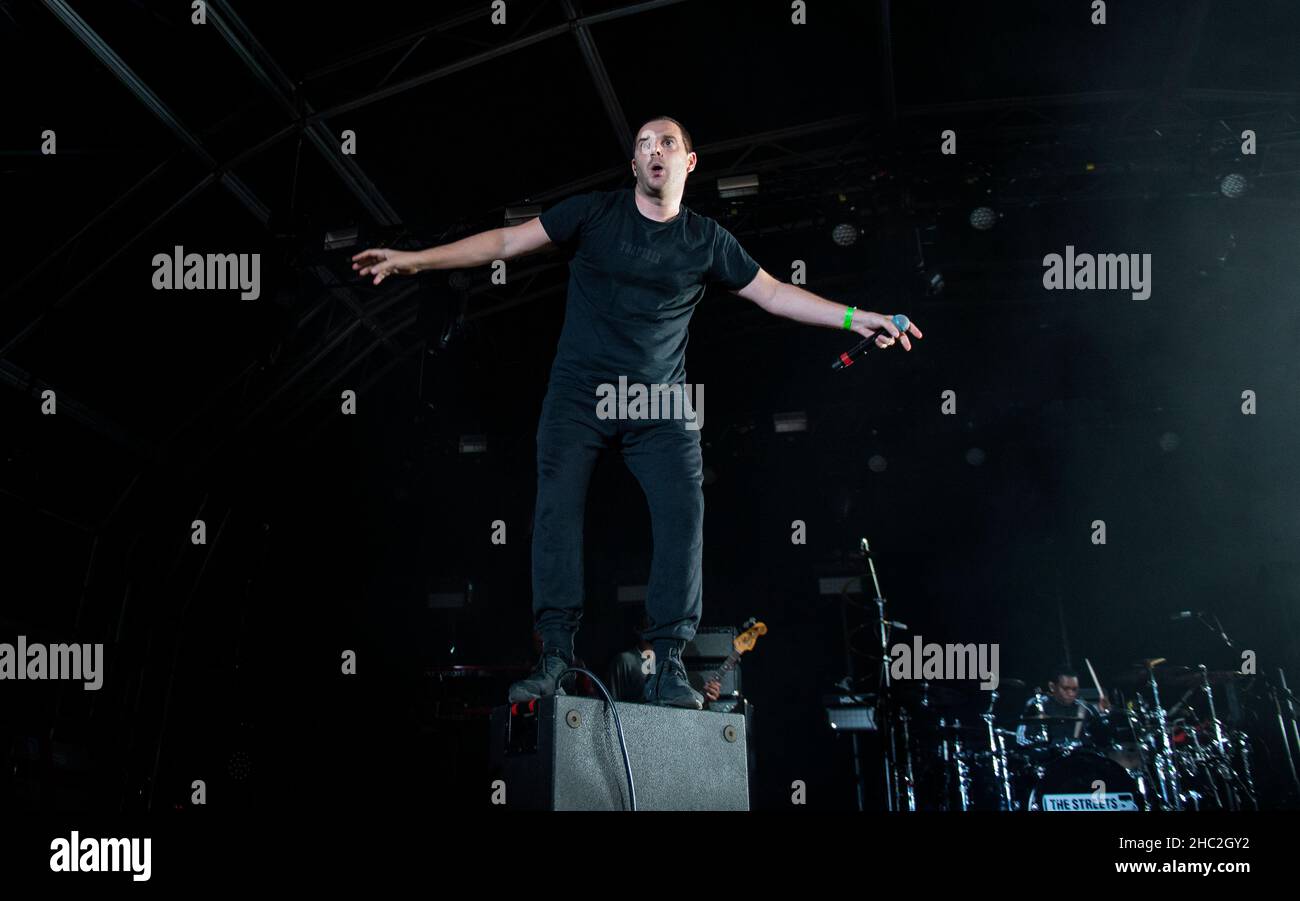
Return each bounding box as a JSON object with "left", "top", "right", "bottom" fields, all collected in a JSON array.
[
  {"left": 1048, "top": 665, "right": 1078, "bottom": 685},
  {"left": 632, "top": 115, "right": 693, "bottom": 155}
]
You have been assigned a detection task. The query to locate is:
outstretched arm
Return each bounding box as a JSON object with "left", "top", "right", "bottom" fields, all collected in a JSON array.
[
  {"left": 732, "top": 268, "right": 923, "bottom": 350},
  {"left": 352, "top": 217, "right": 554, "bottom": 285}
]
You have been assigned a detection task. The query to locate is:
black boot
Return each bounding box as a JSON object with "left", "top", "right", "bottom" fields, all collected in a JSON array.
[
  {"left": 643, "top": 640, "right": 703, "bottom": 709},
  {"left": 508, "top": 647, "right": 574, "bottom": 703}
]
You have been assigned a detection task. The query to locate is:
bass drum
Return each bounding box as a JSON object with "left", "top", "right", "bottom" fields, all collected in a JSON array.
[{"left": 1024, "top": 751, "right": 1146, "bottom": 812}]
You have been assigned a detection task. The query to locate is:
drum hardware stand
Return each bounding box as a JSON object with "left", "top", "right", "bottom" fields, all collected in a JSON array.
[
  {"left": 1029, "top": 688, "right": 1049, "bottom": 744},
  {"left": 1176, "top": 613, "right": 1258, "bottom": 808},
  {"left": 1128, "top": 693, "right": 1160, "bottom": 807},
  {"left": 1109, "top": 688, "right": 1152, "bottom": 808},
  {"left": 1200, "top": 665, "right": 1227, "bottom": 754},
  {"left": 1179, "top": 708, "right": 1222, "bottom": 811},
  {"left": 1131, "top": 766, "right": 1152, "bottom": 810},
  {"left": 951, "top": 719, "right": 972, "bottom": 811},
  {"left": 982, "top": 690, "right": 1014, "bottom": 811},
  {"left": 937, "top": 716, "right": 951, "bottom": 811},
  {"left": 1271, "top": 669, "right": 1300, "bottom": 800},
  {"left": 1281, "top": 669, "right": 1300, "bottom": 760},
  {"left": 1144, "top": 662, "right": 1184, "bottom": 810},
  {"left": 898, "top": 707, "right": 917, "bottom": 811},
  {"left": 1197, "top": 664, "right": 1255, "bottom": 810},
  {"left": 1186, "top": 612, "right": 1260, "bottom": 808},
  {"left": 1235, "top": 730, "right": 1259, "bottom": 809},
  {"left": 936, "top": 716, "right": 969, "bottom": 811}
]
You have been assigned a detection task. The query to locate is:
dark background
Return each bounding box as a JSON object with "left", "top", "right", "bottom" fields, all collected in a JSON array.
[{"left": 2, "top": 0, "right": 1298, "bottom": 812}]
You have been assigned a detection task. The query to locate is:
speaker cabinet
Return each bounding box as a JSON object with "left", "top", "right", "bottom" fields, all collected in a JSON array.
[{"left": 488, "top": 695, "right": 749, "bottom": 810}]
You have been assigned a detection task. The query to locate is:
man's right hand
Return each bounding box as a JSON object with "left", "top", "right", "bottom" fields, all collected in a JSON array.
[{"left": 351, "top": 248, "right": 420, "bottom": 285}]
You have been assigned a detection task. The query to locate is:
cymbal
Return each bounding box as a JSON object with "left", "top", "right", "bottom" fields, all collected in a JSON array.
[
  {"left": 1163, "top": 669, "right": 1248, "bottom": 688},
  {"left": 908, "top": 720, "right": 999, "bottom": 736},
  {"left": 1110, "top": 663, "right": 1248, "bottom": 689},
  {"left": 889, "top": 681, "right": 974, "bottom": 707},
  {"left": 1108, "top": 662, "right": 1196, "bottom": 686},
  {"left": 1011, "top": 715, "right": 1093, "bottom": 725}
]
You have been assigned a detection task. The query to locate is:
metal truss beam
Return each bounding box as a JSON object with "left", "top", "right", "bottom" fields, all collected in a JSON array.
[{"left": 207, "top": 0, "right": 404, "bottom": 228}]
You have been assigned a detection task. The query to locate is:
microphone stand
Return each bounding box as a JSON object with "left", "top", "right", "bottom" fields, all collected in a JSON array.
[{"left": 859, "top": 537, "right": 909, "bottom": 812}]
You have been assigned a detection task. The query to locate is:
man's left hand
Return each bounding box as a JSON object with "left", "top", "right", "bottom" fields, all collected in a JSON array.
[{"left": 852, "top": 310, "right": 924, "bottom": 351}]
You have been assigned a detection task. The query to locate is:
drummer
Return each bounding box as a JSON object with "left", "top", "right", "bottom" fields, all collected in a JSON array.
[{"left": 1016, "top": 664, "right": 1111, "bottom": 746}]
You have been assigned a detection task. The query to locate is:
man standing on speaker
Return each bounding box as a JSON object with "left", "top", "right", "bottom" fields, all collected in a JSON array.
[{"left": 353, "top": 116, "right": 923, "bottom": 710}]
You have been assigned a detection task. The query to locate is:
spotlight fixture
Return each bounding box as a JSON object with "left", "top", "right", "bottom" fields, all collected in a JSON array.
[
  {"left": 832, "top": 223, "right": 859, "bottom": 247},
  {"left": 504, "top": 204, "right": 542, "bottom": 226},
  {"left": 323, "top": 227, "right": 359, "bottom": 251},
  {"left": 922, "top": 269, "right": 945, "bottom": 296},
  {"left": 969, "top": 206, "right": 998, "bottom": 231},
  {"left": 717, "top": 174, "right": 759, "bottom": 199},
  {"left": 427, "top": 590, "right": 468, "bottom": 609},
  {"left": 458, "top": 434, "right": 487, "bottom": 454},
  {"left": 773, "top": 411, "right": 808, "bottom": 434},
  {"left": 1219, "top": 173, "right": 1248, "bottom": 199}
]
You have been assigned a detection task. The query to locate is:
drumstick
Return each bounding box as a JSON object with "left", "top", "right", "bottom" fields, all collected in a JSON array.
[{"left": 1085, "top": 657, "right": 1106, "bottom": 708}]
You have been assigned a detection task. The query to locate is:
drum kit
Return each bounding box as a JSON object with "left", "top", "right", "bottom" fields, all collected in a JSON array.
[
  {"left": 889, "top": 660, "right": 1259, "bottom": 812},
  {"left": 839, "top": 539, "right": 1291, "bottom": 812}
]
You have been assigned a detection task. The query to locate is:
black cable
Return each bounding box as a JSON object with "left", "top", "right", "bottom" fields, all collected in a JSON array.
[{"left": 558, "top": 667, "right": 638, "bottom": 811}]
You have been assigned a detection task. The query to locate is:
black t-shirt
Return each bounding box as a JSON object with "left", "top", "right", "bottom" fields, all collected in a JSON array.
[{"left": 538, "top": 189, "right": 761, "bottom": 389}]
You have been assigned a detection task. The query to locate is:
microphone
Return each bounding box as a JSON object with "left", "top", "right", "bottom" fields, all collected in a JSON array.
[{"left": 831, "top": 313, "right": 911, "bottom": 370}]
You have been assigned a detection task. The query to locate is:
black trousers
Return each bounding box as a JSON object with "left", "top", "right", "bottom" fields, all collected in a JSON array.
[{"left": 531, "top": 379, "right": 703, "bottom": 649}]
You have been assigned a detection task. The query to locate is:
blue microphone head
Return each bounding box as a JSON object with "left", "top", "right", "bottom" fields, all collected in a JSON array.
[{"left": 892, "top": 314, "right": 910, "bottom": 332}]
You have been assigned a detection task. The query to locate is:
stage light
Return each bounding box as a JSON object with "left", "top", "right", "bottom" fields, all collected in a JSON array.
[
  {"left": 504, "top": 204, "right": 542, "bottom": 226},
  {"left": 832, "top": 223, "right": 859, "bottom": 247},
  {"left": 922, "top": 269, "right": 945, "bottom": 296},
  {"left": 717, "top": 174, "right": 759, "bottom": 199},
  {"left": 827, "top": 708, "right": 877, "bottom": 731},
  {"left": 427, "top": 591, "right": 467, "bottom": 609},
  {"left": 323, "top": 226, "right": 358, "bottom": 251},
  {"left": 617, "top": 584, "right": 648, "bottom": 603},
  {"left": 227, "top": 750, "right": 252, "bottom": 781},
  {"left": 969, "top": 206, "right": 998, "bottom": 230},
  {"left": 773, "top": 411, "right": 808, "bottom": 433},
  {"left": 1219, "top": 173, "right": 1248, "bottom": 199}
]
